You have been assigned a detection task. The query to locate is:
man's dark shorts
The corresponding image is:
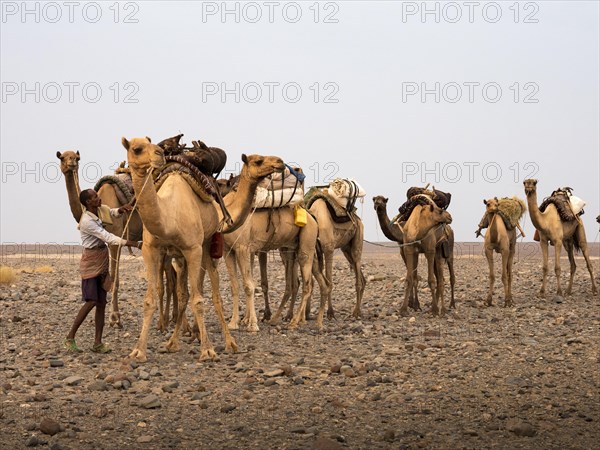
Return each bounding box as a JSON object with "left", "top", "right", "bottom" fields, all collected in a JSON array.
[{"left": 81, "top": 275, "right": 108, "bottom": 304}]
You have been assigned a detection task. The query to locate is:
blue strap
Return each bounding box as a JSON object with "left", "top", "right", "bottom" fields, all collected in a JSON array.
[{"left": 285, "top": 164, "right": 306, "bottom": 183}]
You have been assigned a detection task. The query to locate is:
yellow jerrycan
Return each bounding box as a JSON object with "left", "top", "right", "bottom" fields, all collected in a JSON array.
[{"left": 294, "top": 204, "right": 307, "bottom": 227}]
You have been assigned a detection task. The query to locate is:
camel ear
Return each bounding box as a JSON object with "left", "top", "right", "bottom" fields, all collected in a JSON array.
[
  {"left": 56, "top": 151, "right": 62, "bottom": 159},
  {"left": 483, "top": 199, "right": 487, "bottom": 205},
  {"left": 146, "top": 136, "right": 151, "bottom": 143},
  {"left": 121, "top": 137, "right": 130, "bottom": 150},
  {"left": 229, "top": 174, "right": 234, "bottom": 180},
  {"left": 385, "top": 197, "right": 389, "bottom": 202},
  {"left": 494, "top": 196, "right": 498, "bottom": 201},
  {"left": 76, "top": 151, "right": 80, "bottom": 156},
  {"left": 241, "top": 154, "right": 248, "bottom": 164}
]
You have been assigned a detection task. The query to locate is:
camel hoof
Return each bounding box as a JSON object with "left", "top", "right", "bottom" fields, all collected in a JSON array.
[
  {"left": 399, "top": 309, "right": 409, "bottom": 317},
  {"left": 262, "top": 311, "right": 272, "bottom": 322},
  {"left": 327, "top": 309, "right": 335, "bottom": 320},
  {"left": 165, "top": 340, "right": 180, "bottom": 353},
  {"left": 351, "top": 309, "right": 361, "bottom": 319},
  {"left": 246, "top": 323, "right": 260, "bottom": 333},
  {"left": 109, "top": 313, "right": 122, "bottom": 328},
  {"left": 200, "top": 348, "right": 218, "bottom": 361},
  {"left": 228, "top": 321, "right": 239, "bottom": 331},
  {"left": 225, "top": 339, "right": 239, "bottom": 353},
  {"left": 129, "top": 348, "right": 147, "bottom": 362},
  {"left": 284, "top": 314, "right": 294, "bottom": 322},
  {"left": 288, "top": 319, "right": 299, "bottom": 330}
]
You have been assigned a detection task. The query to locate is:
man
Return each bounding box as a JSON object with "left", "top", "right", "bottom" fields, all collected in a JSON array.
[{"left": 64, "top": 189, "right": 142, "bottom": 353}]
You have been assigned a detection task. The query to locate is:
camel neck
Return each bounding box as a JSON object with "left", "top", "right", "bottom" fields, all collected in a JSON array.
[
  {"left": 64, "top": 169, "right": 83, "bottom": 222},
  {"left": 131, "top": 168, "right": 164, "bottom": 236},
  {"left": 221, "top": 167, "right": 259, "bottom": 234},
  {"left": 375, "top": 205, "right": 404, "bottom": 243},
  {"left": 526, "top": 192, "right": 546, "bottom": 232}
]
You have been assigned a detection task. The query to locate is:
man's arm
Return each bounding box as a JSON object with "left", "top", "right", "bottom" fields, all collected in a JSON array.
[{"left": 80, "top": 218, "right": 128, "bottom": 247}]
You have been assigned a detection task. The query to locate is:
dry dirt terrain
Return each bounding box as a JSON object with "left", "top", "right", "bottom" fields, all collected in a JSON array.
[{"left": 1, "top": 244, "right": 599, "bottom": 449}]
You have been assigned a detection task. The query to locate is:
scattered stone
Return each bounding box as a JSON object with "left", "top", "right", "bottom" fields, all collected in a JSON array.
[
  {"left": 49, "top": 360, "right": 64, "bottom": 368},
  {"left": 264, "top": 369, "right": 284, "bottom": 378},
  {"left": 26, "top": 436, "right": 40, "bottom": 447},
  {"left": 88, "top": 381, "right": 108, "bottom": 392},
  {"left": 383, "top": 430, "right": 395, "bottom": 442},
  {"left": 63, "top": 376, "right": 84, "bottom": 386},
  {"left": 137, "top": 436, "right": 153, "bottom": 443},
  {"left": 39, "top": 418, "right": 60, "bottom": 436},
  {"left": 311, "top": 436, "right": 343, "bottom": 450},
  {"left": 507, "top": 420, "right": 537, "bottom": 437},
  {"left": 140, "top": 394, "right": 161, "bottom": 409},
  {"left": 221, "top": 404, "right": 236, "bottom": 413}
]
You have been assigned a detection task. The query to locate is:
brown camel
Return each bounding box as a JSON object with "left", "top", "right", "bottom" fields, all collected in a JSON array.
[
  {"left": 307, "top": 197, "right": 366, "bottom": 328},
  {"left": 480, "top": 197, "right": 526, "bottom": 307},
  {"left": 123, "top": 136, "right": 285, "bottom": 361},
  {"left": 523, "top": 179, "right": 597, "bottom": 297},
  {"left": 373, "top": 196, "right": 455, "bottom": 311},
  {"left": 224, "top": 206, "right": 320, "bottom": 332},
  {"left": 400, "top": 198, "right": 453, "bottom": 316},
  {"left": 57, "top": 150, "right": 143, "bottom": 327}
]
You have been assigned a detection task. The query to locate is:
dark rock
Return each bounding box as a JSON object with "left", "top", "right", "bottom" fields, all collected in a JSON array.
[{"left": 39, "top": 418, "right": 60, "bottom": 436}]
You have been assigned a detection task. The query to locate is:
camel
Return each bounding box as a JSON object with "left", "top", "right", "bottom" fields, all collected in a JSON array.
[
  {"left": 57, "top": 151, "right": 143, "bottom": 328},
  {"left": 57, "top": 151, "right": 83, "bottom": 222},
  {"left": 307, "top": 196, "right": 366, "bottom": 327},
  {"left": 224, "top": 206, "right": 320, "bottom": 332},
  {"left": 399, "top": 198, "right": 453, "bottom": 316},
  {"left": 480, "top": 197, "right": 525, "bottom": 307},
  {"left": 523, "top": 179, "right": 597, "bottom": 297},
  {"left": 373, "top": 196, "right": 455, "bottom": 311},
  {"left": 123, "top": 136, "right": 285, "bottom": 361}
]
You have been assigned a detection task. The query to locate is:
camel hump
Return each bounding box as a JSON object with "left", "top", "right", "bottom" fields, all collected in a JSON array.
[{"left": 540, "top": 188, "right": 586, "bottom": 221}]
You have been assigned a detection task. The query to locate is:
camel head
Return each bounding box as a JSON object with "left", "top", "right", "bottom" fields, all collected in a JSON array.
[
  {"left": 372, "top": 196, "right": 389, "bottom": 210},
  {"left": 429, "top": 203, "right": 453, "bottom": 225},
  {"left": 241, "top": 154, "right": 285, "bottom": 181},
  {"left": 56, "top": 150, "right": 80, "bottom": 174},
  {"left": 122, "top": 136, "right": 166, "bottom": 174},
  {"left": 523, "top": 179, "right": 538, "bottom": 196},
  {"left": 217, "top": 174, "right": 240, "bottom": 196},
  {"left": 483, "top": 197, "right": 500, "bottom": 214}
]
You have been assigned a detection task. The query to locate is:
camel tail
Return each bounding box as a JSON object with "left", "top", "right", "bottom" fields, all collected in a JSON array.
[{"left": 316, "top": 240, "right": 325, "bottom": 273}]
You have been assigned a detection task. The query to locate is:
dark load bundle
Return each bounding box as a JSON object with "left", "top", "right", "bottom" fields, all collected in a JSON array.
[
  {"left": 157, "top": 134, "right": 227, "bottom": 178},
  {"left": 538, "top": 187, "right": 585, "bottom": 222},
  {"left": 188, "top": 140, "right": 227, "bottom": 177},
  {"left": 396, "top": 185, "right": 451, "bottom": 223}
]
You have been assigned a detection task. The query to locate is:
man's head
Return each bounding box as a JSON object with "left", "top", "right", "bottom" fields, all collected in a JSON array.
[{"left": 80, "top": 189, "right": 101, "bottom": 209}]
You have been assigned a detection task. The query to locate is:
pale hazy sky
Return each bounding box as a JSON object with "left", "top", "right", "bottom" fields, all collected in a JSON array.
[{"left": 1, "top": 1, "right": 599, "bottom": 247}]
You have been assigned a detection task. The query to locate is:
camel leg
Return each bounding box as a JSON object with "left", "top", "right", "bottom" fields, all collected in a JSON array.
[
  {"left": 435, "top": 257, "right": 446, "bottom": 316},
  {"left": 225, "top": 251, "right": 241, "bottom": 330},
  {"left": 323, "top": 248, "right": 335, "bottom": 319},
  {"left": 157, "top": 255, "right": 167, "bottom": 333},
  {"left": 238, "top": 248, "right": 260, "bottom": 332},
  {"left": 183, "top": 246, "right": 218, "bottom": 360},
  {"left": 108, "top": 245, "right": 122, "bottom": 328},
  {"left": 289, "top": 248, "right": 315, "bottom": 329},
  {"left": 506, "top": 243, "right": 515, "bottom": 307},
  {"left": 166, "top": 259, "right": 189, "bottom": 353},
  {"left": 500, "top": 247, "right": 511, "bottom": 307},
  {"left": 425, "top": 252, "right": 438, "bottom": 315},
  {"left": 564, "top": 239, "right": 576, "bottom": 296},
  {"left": 312, "top": 252, "right": 329, "bottom": 329},
  {"left": 202, "top": 249, "right": 238, "bottom": 353},
  {"left": 554, "top": 240, "right": 563, "bottom": 296},
  {"left": 400, "top": 249, "right": 418, "bottom": 316},
  {"left": 574, "top": 224, "right": 598, "bottom": 294},
  {"left": 130, "top": 245, "right": 161, "bottom": 362},
  {"left": 538, "top": 239, "right": 549, "bottom": 298},
  {"left": 342, "top": 237, "right": 366, "bottom": 319},
  {"left": 258, "top": 251, "right": 271, "bottom": 321},
  {"left": 270, "top": 249, "right": 293, "bottom": 324},
  {"left": 283, "top": 249, "right": 299, "bottom": 321},
  {"left": 485, "top": 245, "right": 495, "bottom": 306},
  {"left": 447, "top": 254, "right": 456, "bottom": 309}
]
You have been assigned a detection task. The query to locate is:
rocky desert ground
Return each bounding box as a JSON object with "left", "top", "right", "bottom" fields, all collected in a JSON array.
[{"left": 0, "top": 243, "right": 599, "bottom": 449}]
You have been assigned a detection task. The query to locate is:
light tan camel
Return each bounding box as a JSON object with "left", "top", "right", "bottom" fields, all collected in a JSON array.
[
  {"left": 373, "top": 196, "right": 455, "bottom": 312},
  {"left": 523, "top": 179, "right": 597, "bottom": 297},
  {"left": 225, "top": 206, "right": 319, "bottom": 332},
  {"left": 307, "top": 197, "right": 366, "bottom": 327},
  {"left": 57, "top": 150, "right": 142, "bottom": 328},
  {"left": 57, "top": 151, "right": 83, "bottom": 222},
  {"left": 123, "top": 136, "right": 285, "bottom": 361},
  {"left": 481, "top": 197, "right": 524, "bottom": 307},
  {"left": 400, "top": 199, "right": 453, "bottom": 316}
]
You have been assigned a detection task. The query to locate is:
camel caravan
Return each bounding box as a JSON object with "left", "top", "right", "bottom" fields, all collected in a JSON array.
[{"left": 57, "top": 135, "right": 598, "bottom": 361}]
